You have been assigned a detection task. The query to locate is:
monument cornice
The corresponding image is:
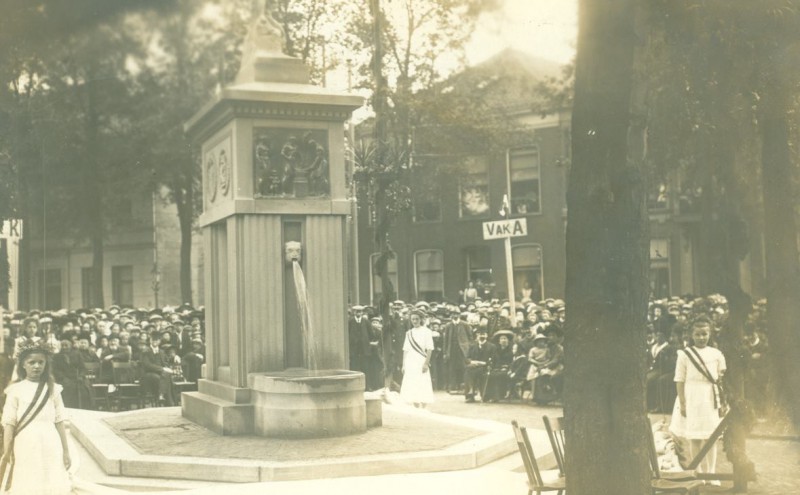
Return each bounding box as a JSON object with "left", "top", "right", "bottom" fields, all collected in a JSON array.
[
  {"left": 199, "top": 198, "right": 352, "bottom": 227},
  {"left": 185, "top": 83, "right": 363, "bottom": 144}
]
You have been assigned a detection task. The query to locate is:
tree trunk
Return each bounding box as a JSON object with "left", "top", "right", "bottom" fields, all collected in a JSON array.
[
  {"left": 84, "top": 74, "right": 105, "bottom": 308},
  {"left": 563, "top": 1, "right": 650, "bottom": 494},
  {"left": 177, "top": 180, "right": 194, "bottom": 305},
  {"left": 90, "top": 232, "right": 104, "bottom": 307},
  {"left": 760, "top": 96, "right": 800, "bottom": 427}
]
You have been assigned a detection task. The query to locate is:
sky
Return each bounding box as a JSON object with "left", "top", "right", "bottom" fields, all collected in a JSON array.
[{"left": 466, "top": 0, "right": 578, "bottom": 65}]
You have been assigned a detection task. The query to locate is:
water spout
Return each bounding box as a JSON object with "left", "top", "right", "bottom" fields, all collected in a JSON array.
[{"left": 292, "top": 259, "right": 318, "bottom": 370}]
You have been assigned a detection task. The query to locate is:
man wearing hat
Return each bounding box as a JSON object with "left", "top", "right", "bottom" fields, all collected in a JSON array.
[
  {"left": 181, "top": 337, "right": 205, "bottom": 385},
  {"left": 464, "top": 329, "right": 495, "bottom": 402},
  {"left": 483, "top": 329, "right": 515, "bottom": 402},
  {"left": 139, "top": 330, "right": 176, "bottom": 406},
  {"left": 348, "top": 305, "right": 371, "bottom": 375},
  {"left": 443, "top": 312, "right": 473, "bottom": 393}
]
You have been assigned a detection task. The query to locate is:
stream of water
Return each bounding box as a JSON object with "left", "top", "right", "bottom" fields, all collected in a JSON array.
[{"left": 292, "top": 260, "right": 319, "bottom": 370}]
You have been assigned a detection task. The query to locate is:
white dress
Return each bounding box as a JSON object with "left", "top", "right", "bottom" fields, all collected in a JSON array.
[
  {"left": 400, "top": 326, "right": 435, "bottom": 404},
  {"left": 2, "top": 381, "right": 71, "bottom": 495},
  {"left": 669, "top": 346, "right": 727, "bottom": 439}
]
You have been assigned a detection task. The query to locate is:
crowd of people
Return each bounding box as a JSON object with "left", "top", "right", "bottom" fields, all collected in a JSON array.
[
  {"left": 0, "top": 291, "right": 775, "bottom": 491},
  {"left": 348, "top": 292, "right": 772, "bottom": 417},
  {"left": 0, "top": 291, "right": 772, "bottom": 418},
  {"left": 0, "top": 304, "right": 206, "bottom": 410}
]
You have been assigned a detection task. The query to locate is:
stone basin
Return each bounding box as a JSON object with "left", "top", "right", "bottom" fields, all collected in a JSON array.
[{"left": 248, "top": 368, "right": 366, "bottom": 438}]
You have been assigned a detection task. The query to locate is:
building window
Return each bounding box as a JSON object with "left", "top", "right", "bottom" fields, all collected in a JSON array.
[
  {"left": 414, "top": 250, "right": 444, "bottom": 301},
  {"left": 370, "top": 253, "right": 399, "bottom": 305},
  {"left": 466, "top": 246, "right": 492, "bottom": 286},
  {"left": 413, "top": 197, "right": 441, "bottom": 223},
  {"left": 648, "top": 182, "right": 670, "bottom": 211},
  {"left": 81, "top": 268, "right": 94, "bottom": 308},
  {"left": 39, "top": 268, "right": 62, "bottom": 310},
  {"left": 412, "top": 165, "right": 442, "bottom": 222},
  {"left": 112, "top": 265, "right": 134, "bottom": 307},
  {"left": 459, "top": 159, "right": 489, "bottom": 219},
  {"left": 508, "top": 147, "right": 541, "bottom": 215},
  {"left": 650, "top": 239, "right": 670, "bottom": 298},
  {"left": 511, "top": 244, "right": 543, "bottom": 303}
]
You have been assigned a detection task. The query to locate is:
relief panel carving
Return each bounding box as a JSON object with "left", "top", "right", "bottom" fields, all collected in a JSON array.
[{"left": 253, "top": 128, "right": 329, "bottom": 199}]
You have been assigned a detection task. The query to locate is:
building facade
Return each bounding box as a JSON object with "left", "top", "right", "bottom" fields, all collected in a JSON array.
[
  {"left": 354, "top": 50, "right": 767, "bottom": 306},
  {"left": 17, "top": 187, "right": 202, "bottom": 311}
]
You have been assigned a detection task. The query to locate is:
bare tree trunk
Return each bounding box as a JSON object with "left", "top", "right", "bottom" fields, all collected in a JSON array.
[
  {"left": 760, "top": 95, "right": 800, "bottom": 427},
  {"left": 176, "top": 179, "right": 194, "bottom": 305},
  {"left": 563, "top": 1, "right": 651, "bottom": 493},
  {"left": 84, "top": 74, "right": 105, "bottom": 308}
]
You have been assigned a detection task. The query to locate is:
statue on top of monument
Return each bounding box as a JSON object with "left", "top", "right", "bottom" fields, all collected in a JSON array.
[
  {"left": 250, "top": 0, "right": 287, "bottom": 55},
  {"left": 234, "top": 0, "right": 310, "bottom": 84}
]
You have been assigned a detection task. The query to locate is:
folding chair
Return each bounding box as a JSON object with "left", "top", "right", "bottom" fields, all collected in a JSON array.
[
  {"left": 686, "top": 413, "right": 735, "bottom": 484},
  {"left": 511, "top": 420, "right": 565, "bottom": 495},
  {"left": 647, "top": 423, "right": 705, "bottom": 494},
  {"left": 646, "top": 423, "right": 696, "bottom": 482},
  {"left": 542, "top": 416, "right": 566, "bottom": 477}
]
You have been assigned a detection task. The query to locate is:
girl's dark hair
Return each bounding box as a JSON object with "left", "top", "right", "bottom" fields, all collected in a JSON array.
[
  {"left": 691, "top": 315, "right": 713, "bottom": 328},
  {"left": 16, "top": 349, "right": 52, "bottom": 385},
  {"left": 21, "top": 317, "right": 38, "bottom": 334}
]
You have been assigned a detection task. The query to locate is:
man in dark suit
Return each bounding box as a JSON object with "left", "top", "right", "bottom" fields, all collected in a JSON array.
[
  {"left": 99, "top": 336, "right": 131, "bottom": 383},
  {"left": 464, "top": 329, "right": 495, "bottom": 402},
  {"left": 646, "top": 329, "right": 678, "bottom": 413},
  {"left": 443, "top": 312, "right": 473, "bottom": 393},
  {"left": 139, "top": 331, "right": 175, "bottom": 406},
  {"left": 52, "top": 340, "right": 91, "bottom": 408},
  {"left": 181, "top": 338, "right": 205, "bottom": 384},
  {"left": 348, "top": 305, "right": 371, "bottom": 374}
]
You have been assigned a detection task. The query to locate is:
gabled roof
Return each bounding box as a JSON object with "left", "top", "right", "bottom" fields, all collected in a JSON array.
[{"left": 430, "top": 48, "right": 566, "bottom": 114}]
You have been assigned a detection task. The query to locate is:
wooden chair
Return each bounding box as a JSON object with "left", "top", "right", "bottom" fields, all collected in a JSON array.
[
  {"left": 686, "top": 413, "right": 735, "bottom": 484},
  {"left": 542, "top": 415, "right": 566, "bottom": 477},
  {"left": 83, "top": 361, "right": 110, "bottom": 410},
  {"left": 542, "top": 416, "right": 702, "bottom": 494},
  {"left": 110, "top": 361, "right": 142, "bottom": 410},
  {"left": 511, "top": 420, "right": 565, "bottom": 495}
]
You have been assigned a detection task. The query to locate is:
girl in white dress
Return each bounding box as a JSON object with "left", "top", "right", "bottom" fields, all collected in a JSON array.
[
  {"left": 1, "top": 342, "right": 71, "bottom": 495},
  {"left": 669, "top": 317, "right": 726, "bottom": 478},
  {"left": 400, "top": 311, "right": 435, "bottom": 408}
]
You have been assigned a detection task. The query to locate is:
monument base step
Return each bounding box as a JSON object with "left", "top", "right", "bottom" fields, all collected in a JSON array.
[
  {"left": 197, "top": 379, "right": 251, "bottom": 404},
  {"left": 181, "top": 391, "right": 254, "bottom": 435}
]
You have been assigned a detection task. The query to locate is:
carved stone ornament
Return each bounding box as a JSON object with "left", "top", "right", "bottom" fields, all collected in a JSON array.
[
  {"left": 206, "top": 154, "right": 218, "bottom": 203},
  {"left": 218, "top": 149, "right": 230, "bottom": 196},
  {"left": 285, "top": 241, "right": 302, "bottom": 264},
  {"left": 253, "top": 129, "right": 330, "bottom": 199}
]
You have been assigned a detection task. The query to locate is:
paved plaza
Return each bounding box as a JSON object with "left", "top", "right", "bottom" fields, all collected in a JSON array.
[{"left": 64, "top": 390, "right": 799, "bottom": 494}]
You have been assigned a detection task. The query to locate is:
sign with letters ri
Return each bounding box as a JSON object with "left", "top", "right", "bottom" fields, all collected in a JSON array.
[{"left": 482, "top": 218, "right": 528, "bottom": 240}]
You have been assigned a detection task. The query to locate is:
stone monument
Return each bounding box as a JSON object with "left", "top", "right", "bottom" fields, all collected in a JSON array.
[{"left": 182, "top": 3, "right": 365, "bottom": 438}]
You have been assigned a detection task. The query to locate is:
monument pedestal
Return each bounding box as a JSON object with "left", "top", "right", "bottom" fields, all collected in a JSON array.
[
  {"left": 182, "top": 5, "right": 365, "bottom": 439},
  {"left": 182, "top": 370, "right": 368, "bottom": 438}
]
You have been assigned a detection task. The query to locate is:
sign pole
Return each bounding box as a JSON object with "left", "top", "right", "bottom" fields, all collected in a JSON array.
[
  {"left": 482, "top": 198, "right": 527, "bottom": 329},
  {"left": 504, "top": 235, "right": 517, "bottom": 328}
]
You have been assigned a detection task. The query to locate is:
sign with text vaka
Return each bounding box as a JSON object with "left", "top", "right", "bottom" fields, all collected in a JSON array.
[{"left": 482, "top": 218, "right": 527, "bottom": 240}]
